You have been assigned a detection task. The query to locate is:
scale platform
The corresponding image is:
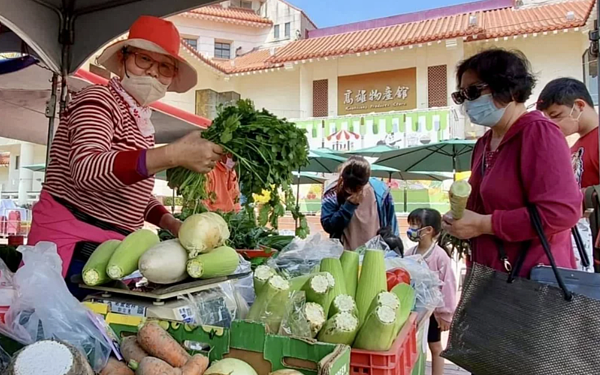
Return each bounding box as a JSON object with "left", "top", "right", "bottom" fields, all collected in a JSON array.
[{"left": 77, "top": 272, "right": 250, "bottom": 304}]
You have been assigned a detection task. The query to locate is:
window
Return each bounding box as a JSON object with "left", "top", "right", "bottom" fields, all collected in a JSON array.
[
  {"left": 428, "top": 65, "right": 448, "bottom": 107},
  {"left": 240, "top": 1, "right": 253, "bottom": 9},
  {"left": 313, "top": 80, "right": 328, "bottom": 117},
  {"left": 274, "top": 25, "right": 280, "bottom": 39},
  {"left": 183, "top": 38, "right": 198, "bottom": 50},
  {"left": 284, "top": 22, "right": 291, "bottom": 38},
  {"left": 214, "top": 42, "right": 231, "bottom": 59},
  {"left": 14, "top": 156, "right": 19, "bottom": 170}
]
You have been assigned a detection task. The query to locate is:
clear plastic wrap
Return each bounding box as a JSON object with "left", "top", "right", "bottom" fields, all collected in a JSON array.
[
  {"left": 384, "top": 255, "right": 444, "bottom": 311},
  {"left": 267, "top": 234, "right": 343, "bottom": 278},
  {"left": 180, "top": 280, "right": 246, "bottom": 328},
  {"left": 356, "top": 235, "right": 400, "bottom": 259},
  {"left": 278, "top": 291, "right": 313, "bottom": 338},
  {"left": 0, "top": 242, "right": 111, "bottom": 372}
]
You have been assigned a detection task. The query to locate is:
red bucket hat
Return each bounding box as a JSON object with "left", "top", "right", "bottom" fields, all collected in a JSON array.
[{"left": 96, "top": 16, "right": 197, "bottom": 93}]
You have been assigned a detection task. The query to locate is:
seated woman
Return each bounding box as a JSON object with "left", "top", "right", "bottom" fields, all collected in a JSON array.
[
  {"left": 321, "top": 156, "right": 398, "bottom": 250},
  {"left": 442, "top": 49, "right": 581, "bottom": 276}
]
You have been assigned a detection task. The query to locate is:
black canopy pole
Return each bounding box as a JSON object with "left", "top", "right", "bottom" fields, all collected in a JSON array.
[{"left": 43, "top": 73, "right": 59, "bottom": 180}]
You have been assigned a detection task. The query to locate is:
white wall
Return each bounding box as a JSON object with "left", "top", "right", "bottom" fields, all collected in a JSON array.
[
  {"left": 464, "top": 31, "right": 589, "bottom": 107},
  {"left": 262, "top": 0, "right": 304, "bottom": 46},
  {"left": 236, "top": 69, "right": 302, "bottom": 118},
  {"left": 171, "top": 15, "right": 271, "bottom": 59}
]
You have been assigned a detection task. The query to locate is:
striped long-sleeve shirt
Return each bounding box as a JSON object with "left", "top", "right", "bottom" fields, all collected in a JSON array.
[{"left": 43, "top": 82, "right": 168, "bottom": 232}]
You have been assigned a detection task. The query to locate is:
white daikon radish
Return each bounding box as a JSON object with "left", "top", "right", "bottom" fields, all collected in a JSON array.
[{"left": 138, "top": 240, "right": 188, "bottom": 284}]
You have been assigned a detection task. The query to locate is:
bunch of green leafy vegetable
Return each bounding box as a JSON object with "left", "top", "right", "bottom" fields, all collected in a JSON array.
[{"left": 167, "top": 99, "right": 310, "bottom": 237}]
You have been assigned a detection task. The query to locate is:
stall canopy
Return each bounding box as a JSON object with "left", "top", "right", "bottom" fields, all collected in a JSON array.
[
  {"left": 0, "top": 63, "right": 210, "bottom": 145},
  {"left": 0, "top": 0, "right": 218, "bottom": 75},
  {"left": 375, "top": 139, "right": 476, "bottom": 173}
]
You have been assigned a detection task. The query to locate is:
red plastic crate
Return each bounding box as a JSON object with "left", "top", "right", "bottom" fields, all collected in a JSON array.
[{"left": 350, "top": 313, "right": 418, "bottom": 375}]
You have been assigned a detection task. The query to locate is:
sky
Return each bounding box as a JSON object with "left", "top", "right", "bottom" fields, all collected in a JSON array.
[{"left": 288, "top": 0, "right": 482, "bottom": 28}]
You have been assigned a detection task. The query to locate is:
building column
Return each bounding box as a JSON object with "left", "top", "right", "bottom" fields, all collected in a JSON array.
[
  {"left": 415, "top": 48, "right": 429, "bottom": 109},
  {"left": 299, "top": 65, "right": 313, "bottom": 119},
  {"left": 17, "top": 143, "right": 33, "bottom": 206}
]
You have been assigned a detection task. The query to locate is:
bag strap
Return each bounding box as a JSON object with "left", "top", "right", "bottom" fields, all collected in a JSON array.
[
  {"left": 526, "top": 205, "right": 573, "bottom": 301},
  {"left": 572, "top": 226, "right": 590, "bottom": 268}
]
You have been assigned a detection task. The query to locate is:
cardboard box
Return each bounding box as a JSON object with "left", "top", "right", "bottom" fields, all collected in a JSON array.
[{"left": 110, "top": 319, "right": 350, "bottom": 375}]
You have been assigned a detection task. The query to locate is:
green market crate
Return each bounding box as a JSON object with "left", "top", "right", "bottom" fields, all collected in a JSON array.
[{"left": 111, "top": 319, "right": 351, "bottom": 375}]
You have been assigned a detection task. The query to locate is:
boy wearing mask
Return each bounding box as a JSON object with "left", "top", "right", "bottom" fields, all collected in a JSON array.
[{"left": 537, "top": 78, "right": 598, "bottom": 271}]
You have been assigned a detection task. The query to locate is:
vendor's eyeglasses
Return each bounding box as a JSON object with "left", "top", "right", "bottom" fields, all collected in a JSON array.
[
  {"left": 451, "top": 83, "right": 489, "bottom": 105},
  {"left": 127, "top": 51, "right": 178, "bottom": 78}
]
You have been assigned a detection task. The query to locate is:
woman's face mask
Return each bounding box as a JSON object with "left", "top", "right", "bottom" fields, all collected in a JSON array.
[
  {"left": 121, "top": 74, "right": 168, "bottom": 107},
  {"left": 464, "top": 94, "right": 506, "bottom": 128}
]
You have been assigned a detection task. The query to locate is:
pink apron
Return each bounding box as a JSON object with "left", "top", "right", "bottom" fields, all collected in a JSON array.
[{"left": 27, "top": 191, "right": 126, "bottom": 277}]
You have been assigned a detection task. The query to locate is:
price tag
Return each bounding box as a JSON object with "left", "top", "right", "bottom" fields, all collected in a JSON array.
[{"left": 174, "top": 306, "right": 196, "bottom": 324}]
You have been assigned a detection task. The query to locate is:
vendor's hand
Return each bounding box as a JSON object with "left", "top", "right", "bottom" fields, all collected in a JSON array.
[
  {"left": 159, "top": 214, "right": 182, "bottom": 237},
  {"left": 441, "top": 209, "right": 492, "bottom": 240},
  {"left": 436, "top": 316, "right": 451, "bottom": 332},
  {"left": 170, "top": 131, "right": 223, "bottom": 174}
]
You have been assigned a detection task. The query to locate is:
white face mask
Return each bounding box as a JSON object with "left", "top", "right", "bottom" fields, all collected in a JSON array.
[{"left": 121, "top": 74, "right": 168, "bottom": 106}]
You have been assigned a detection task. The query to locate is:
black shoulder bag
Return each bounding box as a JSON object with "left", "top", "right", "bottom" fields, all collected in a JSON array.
[{"left": 441, "top": 205, "right": 600, "bottom": 375}]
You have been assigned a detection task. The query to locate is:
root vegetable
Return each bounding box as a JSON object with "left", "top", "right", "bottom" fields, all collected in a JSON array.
[
  {"left": 180, "top": 354, "right": 209, "bottom": 375},
  {"left": 107, "top": 229, "right": 160, "bottom": 280},
  {"left": 131, "top": 357, "right": 182, "bottom": 375},
  {"left": 139, "top": 240, "right": 189, "bottom": 284},
  {"left": 302, "top": 273, "right": 334, "bottom": 317},
  {"left": 100, "top": 357, "right": 134, "bottom": 375},
  {"left": 449, "top": 180, "right": 472, "bottom": 220},
  {"left": 137, "top": 322, "right": 190, "bottom": 368},
  {"left": 120, "top": 336, "right": 149, "bottom": 364},
  {"left": 179, "top": 213, "right": 230, "bottom": 258},
  {"left": 317, "top": 312, "right": 359, "bottom": 345},
  {"left": 7, "top": 339, "right": 94, "bottom": 375},
  {"left": 355, "top": 249, "right": 387, "bottom": 323}
]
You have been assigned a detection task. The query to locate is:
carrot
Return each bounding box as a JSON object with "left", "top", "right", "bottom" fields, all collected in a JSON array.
[
  {"left": 100, "top": 357, "right": 134, "bottom": 375},
  {"left": 133, "top": 357, "right": 182, "bottom": 375},
  {"left": 137, "top": 322, "right": 190, "bottom": 367},
  {"left": 180, "top": 354, "right": 210, "bottom": 375},
  {"left": 121, "top": 336, "right": 149, "bottom": 364}
]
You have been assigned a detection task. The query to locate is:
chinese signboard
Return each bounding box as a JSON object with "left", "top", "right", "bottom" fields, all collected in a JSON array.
[{"left": 337, "top": 68, "right": 417, "bottom": 115}]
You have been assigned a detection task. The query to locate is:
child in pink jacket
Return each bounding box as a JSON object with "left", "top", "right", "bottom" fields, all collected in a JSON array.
[{"left": 405, "top": 208, "right": 457, "bottom": 375}]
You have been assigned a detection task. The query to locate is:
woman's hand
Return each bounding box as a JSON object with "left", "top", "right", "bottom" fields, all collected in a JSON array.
[
  {"left": 442, "top": 209, "right": 493, "bottom": 240},
  {"left": 159, "top": 214, "right": 182, "bottom": 237},
  {"left": 170, "top": 131, "right": 223, "bottom": 174},
  {"left": 147, "top": 131, "right": 223, "bottom": 175}
]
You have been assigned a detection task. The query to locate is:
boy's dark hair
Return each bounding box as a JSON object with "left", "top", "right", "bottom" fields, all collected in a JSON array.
[
  {"left": 536, "top": 78, "right": 595, "bottom": 111},
  {"left": 456, "top": 48, "right": 536, "bottom": 105},
  {"left": 408, "top": 208, "right": 442, "bottom": 236}
]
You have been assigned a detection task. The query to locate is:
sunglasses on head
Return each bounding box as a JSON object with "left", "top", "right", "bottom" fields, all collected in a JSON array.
[{"left": 451, "top": 83, "right": 489, "bottom": 105}]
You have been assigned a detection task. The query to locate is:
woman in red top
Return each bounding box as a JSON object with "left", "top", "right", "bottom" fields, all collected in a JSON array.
[
  {"left": 28, "top": 16, "right": 222, "bottom": 298},
  {"left": 442, "top": 49, "right": 581, "bottom": 276}
]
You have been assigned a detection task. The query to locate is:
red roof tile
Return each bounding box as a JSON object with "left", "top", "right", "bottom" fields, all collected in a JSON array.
[
  {"left": 269, "top": 0, "right": 593, "bottom": 63},
  {"left": 183, "top": 5, "right": 272, "bottom": 27},
  {"left": 480, "top": 0, "right": 593, "bottom": 38},
  {"left": 181, "top": 41, "right": 283, "bottom": 74},
  {"left": 213, "top": 48, "right": 284, "bottom": 73}
]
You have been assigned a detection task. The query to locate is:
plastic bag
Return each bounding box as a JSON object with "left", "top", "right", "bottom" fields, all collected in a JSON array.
[
  {"left": 384, "top": 255, "right": 444, "bottom": 311},
  {"left": 235, "top": 274, "right": 255, "bottom": 306},
  {"left": 267, "top": 234, "right": 343, "bottom": 278},
  {"left": 0, "top": 242, "right": 111, "bottom": 372},
  {"left": 278, "top": 291, "right": 313, "bottom": 338},
  {"left": 180, "top": 280, "right": 248, "bottom": 328}
]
